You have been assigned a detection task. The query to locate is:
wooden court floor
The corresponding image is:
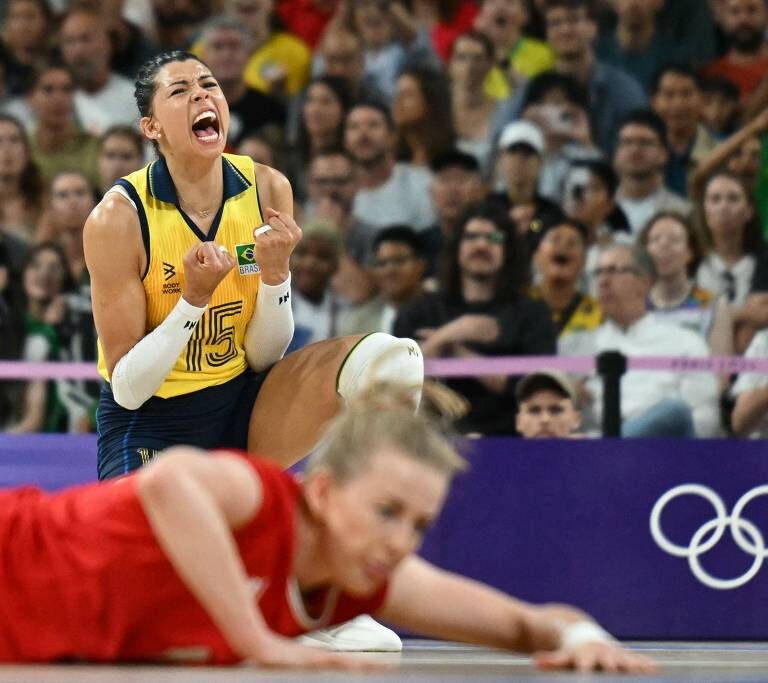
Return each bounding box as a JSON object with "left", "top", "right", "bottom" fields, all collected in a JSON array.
[{"left": 0, "top": 640, "right": 766, "bottom": 682}]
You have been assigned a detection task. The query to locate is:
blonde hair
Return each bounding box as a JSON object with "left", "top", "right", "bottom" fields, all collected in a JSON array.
[{"left": 306, "top": 383, "right": 467, "bottom": 483}]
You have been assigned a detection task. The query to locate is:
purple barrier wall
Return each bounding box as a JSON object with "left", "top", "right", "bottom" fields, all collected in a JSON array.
[
  {"left": 0, "top": 435, "right": 766, "bottom": 639},
  {"left": 420, "top": 438, "right": 768, "bottom": 640},
  {"left": 0, "top": 434, "right": 97, "bottom": 489}
]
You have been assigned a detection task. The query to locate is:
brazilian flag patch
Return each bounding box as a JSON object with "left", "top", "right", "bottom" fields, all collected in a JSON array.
[{"left": 235, "top": 243, "right": 261, "bottom": 275}]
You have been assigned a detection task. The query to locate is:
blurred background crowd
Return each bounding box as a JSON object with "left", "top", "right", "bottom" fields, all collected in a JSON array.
[{"left": 3, "top": 0, "right": 768, "bottom": 440}]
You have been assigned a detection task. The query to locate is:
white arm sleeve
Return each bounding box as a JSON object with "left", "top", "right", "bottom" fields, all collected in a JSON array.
[
  {"left": 110, "top": 297, "right": 207, "bottom": 410},
  {"left": 244, "top": 273, "right": 294, "bottom": 371}
]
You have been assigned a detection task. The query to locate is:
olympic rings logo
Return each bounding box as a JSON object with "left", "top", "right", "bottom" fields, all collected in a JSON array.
[{"left": 649, "top": 484, "right": 768, "bottom": 590}]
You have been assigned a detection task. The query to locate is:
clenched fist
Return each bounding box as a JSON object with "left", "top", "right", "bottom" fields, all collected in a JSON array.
[
  {"left": 253, "top": 207, "right": 302, "bottom": 285},
  {"left": 182, "top": 241, "right": 236, "bottom": 307}
]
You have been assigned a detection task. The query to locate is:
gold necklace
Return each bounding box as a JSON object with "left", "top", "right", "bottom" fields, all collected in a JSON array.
[{"left": 179, "top": 199, "right": 212, "bottom": 219}]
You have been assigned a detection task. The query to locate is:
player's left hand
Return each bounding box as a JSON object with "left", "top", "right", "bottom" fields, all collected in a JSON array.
[
  {"left": 254, "top": 207, "right": 302, "bottom": 285},
  {"left": 534, "top": 641, "right": 658, "bottom": 674}
]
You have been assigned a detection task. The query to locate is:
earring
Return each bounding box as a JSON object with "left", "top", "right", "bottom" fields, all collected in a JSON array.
[{"left": 156, "top": 132, "right": 162, "bottom": 139}]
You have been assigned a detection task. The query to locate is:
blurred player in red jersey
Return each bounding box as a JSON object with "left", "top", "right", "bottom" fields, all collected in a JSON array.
[{"left": 0, "top": 388, "right": 655, "bottom": 673}]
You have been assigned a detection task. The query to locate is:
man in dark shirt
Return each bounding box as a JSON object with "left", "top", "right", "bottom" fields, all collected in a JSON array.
[
  {"left": 394, "top": 201, "right": 557, "bottom": 435},
  {"left": 489, "top": 120, "right": 564, "bottom": 255},
  {"left": 422, "top": 149, "right": 487, "bottom": 275}
]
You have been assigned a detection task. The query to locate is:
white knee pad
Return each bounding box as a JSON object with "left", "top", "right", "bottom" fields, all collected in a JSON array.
[{"left": 336, "top": 333, "right": 424, "bottom": 408}]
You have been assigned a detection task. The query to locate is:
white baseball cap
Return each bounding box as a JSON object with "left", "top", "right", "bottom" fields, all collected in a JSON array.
[{"left": 498, "top": 120, "right": 545, "bottom": 155}]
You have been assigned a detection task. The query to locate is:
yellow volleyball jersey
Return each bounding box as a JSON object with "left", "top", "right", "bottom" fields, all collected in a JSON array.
[
  {"left": 97, "top": 153, "right": 264, "bottom": 398},
  {"left": 529, "top": 286, "right": 603, "bottom": 337}
]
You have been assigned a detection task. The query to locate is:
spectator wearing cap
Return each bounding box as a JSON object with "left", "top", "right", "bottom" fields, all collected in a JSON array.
[
  {"left": 345, "top": 101, "right": 437, "bottom": 234},
  {"left": 562, "top": 160, "right": 633, "bottom": 294},
  {"left": 651, "top": 66, "right": 717, "bottom": 197},
  {"left": 394, "top": 201, "right": 556, "bottom": 435},
  {"left": 422, "top": 150, "right": 487, "bottom": 274},
  {"left": 515, "top": 371, "right": 582, "bottom": 438},
  {"left": 494, "top": 0, "right": 647, "bottom": 156},
  {"left": 490, "top": 120, "right": 564, "bottom": 254},
  {"left": 530, "top": 218, "right": 602, "bottom": 339},
  {"left": 613, "top": 109, "right": 691, "bottom": 236},
  {"left": 339, "top": 225, "right": 428, "bottom": 336},
  {"left": 560, "top": 243, "right": 719, "bottom": 437}
]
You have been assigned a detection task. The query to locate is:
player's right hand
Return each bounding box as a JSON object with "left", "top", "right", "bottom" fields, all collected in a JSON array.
[
  {"left": 182, "top": 242, "right": 236, "bottom": 307},
  {"left": 248, "top": 634, "right": 390, "bottom": 672},
  {"left": 535, "top": 641, "right": 658, "bottom": 674}
]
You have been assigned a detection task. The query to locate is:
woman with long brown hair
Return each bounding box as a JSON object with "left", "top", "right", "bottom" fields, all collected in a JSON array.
[
  {"left": 0, "top": 113, "right": 45, "bottom": 243},
  {"left": 393, "top": 64, "right": 455, "bottom": 166}
]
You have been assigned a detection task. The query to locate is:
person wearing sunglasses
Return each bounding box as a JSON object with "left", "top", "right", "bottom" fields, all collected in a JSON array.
[{"left": 394, "top": 201, "right": 556, "bottom": 435}]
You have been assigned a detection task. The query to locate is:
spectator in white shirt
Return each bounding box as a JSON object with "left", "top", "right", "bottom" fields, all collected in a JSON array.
[
  {"left": 561, "top": 243, "right": 720, "bottom": 437},
  {"left": 344, "top": 101, "right": 436, "bottom": 232},
  {"left": 731, "top": 328, "right": 768, "bottom": 438},
  {"left": 59, "top": 8, "right": 138, "bottom": 135},
  {"left": 696, "top": 171, "right": 765, "bottom": 307},
  {"left": 613, "top": 109, "right": 691, "bottom": 236}
]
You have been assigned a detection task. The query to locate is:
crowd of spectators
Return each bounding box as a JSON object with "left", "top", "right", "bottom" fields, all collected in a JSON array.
[{"left": 3, "top": 0, "right": 768, "bottom": 440}]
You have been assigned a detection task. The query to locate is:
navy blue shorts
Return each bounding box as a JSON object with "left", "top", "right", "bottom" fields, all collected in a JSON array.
[{"left": 96, "top": 368, "right": 270, "bottom": 480}]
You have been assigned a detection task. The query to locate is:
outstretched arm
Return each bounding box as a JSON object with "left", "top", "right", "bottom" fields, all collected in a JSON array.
[
  {"left": 377, "top": 556, "right": 656, "bottom": 674},
  {"left": 137, "top": 448, "right": 374, "bottom": 671},
  {"left": 688, "top": 110, "right": 768, "bottom": 200}
]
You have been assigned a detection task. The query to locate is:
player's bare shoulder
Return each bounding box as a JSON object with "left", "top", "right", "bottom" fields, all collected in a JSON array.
[
  {"left": 253, "top": 163, "right": 293, "bottom": 212},
  {"left": 83, "top": 189, "right": 145, "bottom": 276}
]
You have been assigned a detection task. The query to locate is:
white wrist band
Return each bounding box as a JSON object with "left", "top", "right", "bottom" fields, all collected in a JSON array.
[
  {"left": 110, "top": 296, "right": 207, "bottom": 410},
  {"left": 560, "top": 622, "right": 614, "bottom": 650}
]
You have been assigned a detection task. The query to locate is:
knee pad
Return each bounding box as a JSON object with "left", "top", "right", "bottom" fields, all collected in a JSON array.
[{"left": 336, "top": 333, "right": 424, "bottom": 408}]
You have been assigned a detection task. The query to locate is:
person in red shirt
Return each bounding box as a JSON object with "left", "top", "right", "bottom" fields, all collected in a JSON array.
[
  {"left": 700, "top": 0, "right": 768, "bottom": 101},
  {"left": 0, "top": 388, "right": 656, "bottom": 673},
  {"left": 276, "top": 0, "right": 338, "bottom": 48}
]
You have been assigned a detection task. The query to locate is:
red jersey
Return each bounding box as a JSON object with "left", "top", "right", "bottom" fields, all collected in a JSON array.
[
  {"left": 700, "top": 55, "right": 768, "bottom": 100},
  {"left": 0, "top": 457, "right": 388, "bottom": 663}
]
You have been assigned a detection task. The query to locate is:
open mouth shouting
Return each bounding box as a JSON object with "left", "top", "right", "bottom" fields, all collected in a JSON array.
[{"left": 191, "top": 109, "right": 221, "bottom": 144}]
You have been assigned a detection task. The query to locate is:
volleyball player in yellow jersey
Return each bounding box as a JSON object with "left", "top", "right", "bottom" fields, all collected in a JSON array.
[{"left": 84, "top": 51, "right": 423, "bottom": 482}]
